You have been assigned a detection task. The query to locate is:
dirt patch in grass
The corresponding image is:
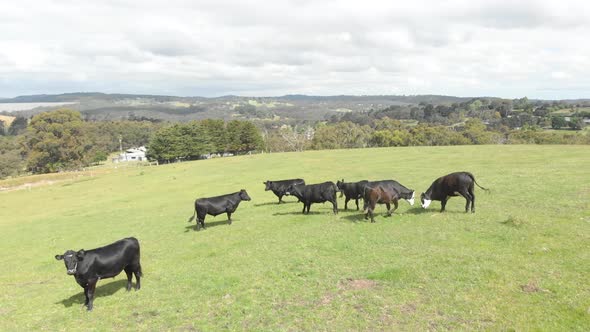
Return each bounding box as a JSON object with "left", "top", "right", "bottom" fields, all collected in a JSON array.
[
  {"left": 399, "top": 302, "right": 417, "bottom": 315},
  {"left": 500, "top": 216, "right": 525, "bottom": 228},
  {"left": 338, "top": 278, "right": 378, "bottom": 291},
  {"left": 520, "top": 280, "right": 549, "bottom": 293},
  {"left": 316, "top": 278, "right": 379, "bottom": 307}
]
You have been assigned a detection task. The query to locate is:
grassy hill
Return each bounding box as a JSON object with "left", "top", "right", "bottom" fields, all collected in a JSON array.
[{"left": 0, "top": 145, "right": 588, "bottom": 330}]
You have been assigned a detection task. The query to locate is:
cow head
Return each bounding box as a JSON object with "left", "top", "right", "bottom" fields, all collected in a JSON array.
[
  {"left": 55, "top": 249, "right": 86, "bottom": 275},
  {"left": 336, "top": 179, "right": 344, "bottom": 190},
  {"left": 263, "top": 181, "right": 271, "bottom": 191},
  {"left": 420, "top": 192, "right": 431, "bottom": 209},
  {"left": 239, "top": 189, "right": 252, "bottom": 201}
]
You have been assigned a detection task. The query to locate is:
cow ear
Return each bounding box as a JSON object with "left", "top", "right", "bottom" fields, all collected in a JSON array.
[
  {"left": 55, "top": 254, "right": 64, "bottom": 260},
  {"left": 76, "top": 249, "right": 86, "bottom": 260}
]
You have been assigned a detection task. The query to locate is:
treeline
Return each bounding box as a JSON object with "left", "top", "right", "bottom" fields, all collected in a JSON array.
[
  {"left": 1, "top": 98, "right": 589, "bottom": 179},
  {"left": 0, "top": 109, "right": 264, "bottom": 178},
  {"left": 261, "top": 117, "right": 590, "bottom": 153},
  {"left": 327, "top": 97, "right": 589, "bottom": 130},
  {"left": 147, "top": 119, "right": 263, "bottom": 163},
  {"left": 0, "top": 109, "right": 163, "bottom": 177}
]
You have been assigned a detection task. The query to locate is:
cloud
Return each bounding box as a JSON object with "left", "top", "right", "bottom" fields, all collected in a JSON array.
[{"left": 0, "top": 0, "right": 589, "bottom": 99}]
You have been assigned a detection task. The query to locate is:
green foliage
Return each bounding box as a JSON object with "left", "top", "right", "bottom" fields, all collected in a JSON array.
[
  {"left": 311, "top": 121, "right": 371, "bottom": 149},
  {"left": 551, "top": 116, "right": 567, "bottom": 129},
  {"left": 0, "top": 136, "right": 25, "bottom": 178},
  {"left": 23, "top": 109, "right": 95, "bottom": 173},
  {"left": 7, "top": 117, "right": 28, "bottom": 135},
  {"left": 147, "top": 120, "right": 263, "bottom": 162}
]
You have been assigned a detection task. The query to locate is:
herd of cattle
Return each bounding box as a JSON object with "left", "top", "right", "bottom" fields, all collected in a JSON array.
[{"left": 55, "top": 171, "right": 488, "bottom": 311}]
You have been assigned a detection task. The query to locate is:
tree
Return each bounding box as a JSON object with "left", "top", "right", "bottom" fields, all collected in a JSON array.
[
  {"left": 201, "top": 119, "right": 227, "bottom": 153},
  {"left": 568, "top": 117, "right": 585, "bottom": 130},
  {"left": 0, "top": 136, "right": 24, "bottom": 178},
  {"left": 551, "top": 116, "right": 566, "bottom": 129},
  {"left": 24, "top": 109, "right": 95, "bottom": 173},
  {"left": 8, "top": 117, "right": 28, "bottom": 135}
]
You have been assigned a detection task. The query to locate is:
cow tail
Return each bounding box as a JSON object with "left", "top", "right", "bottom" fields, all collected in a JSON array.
[
  {"left": 188, "top": 209, "right": 196, "bottom": 222},
  {"left": 138, "top": 264, "right": 143, "bottom": 277},
  {"left": 468, "top": 173, "right": 490, "bottom": 193}
]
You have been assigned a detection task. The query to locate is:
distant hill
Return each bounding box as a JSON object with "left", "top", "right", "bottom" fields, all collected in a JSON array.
[{"left": 1, "top": 92, "right": 587, "bottom": 122}]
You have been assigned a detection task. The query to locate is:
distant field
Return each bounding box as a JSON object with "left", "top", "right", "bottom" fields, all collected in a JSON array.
[
  {"left": 0, "top": 102, "right": 77, "bottom": 112},
  {"left": 0, "top": 115, "right": 16, "bottom": 126},
  {"left": 0, "top": 145, "right": 588, "bottom": 330}
]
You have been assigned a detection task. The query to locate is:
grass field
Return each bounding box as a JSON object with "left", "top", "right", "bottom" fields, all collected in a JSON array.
[{"left": 0, "top": 145, "right": 589, "bottom": 330}]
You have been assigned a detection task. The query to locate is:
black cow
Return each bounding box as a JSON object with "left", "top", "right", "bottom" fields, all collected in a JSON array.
[
  {"left": 420, "top": 171, "right": 489, "bottom": 213},
  {"left": 365, "top": 180, "right": 415, "bottom": 206},
  {"left": 285, "top": 182, "right": 338, "bottom": 214},
  {"left": 263, "top": 179, "right": 305, "bottom": 203},
  {"left": 336, "top": 179, "right": 368, "bottom": 210},
  {"left": 363, "top": 185, "right": 400, "bottom": 222},
  {"left": 188, "top": 189, "right": 251, "bottom": 230},
  {"left": 54, "top": 237, "right": 142, "bottom": 311}
]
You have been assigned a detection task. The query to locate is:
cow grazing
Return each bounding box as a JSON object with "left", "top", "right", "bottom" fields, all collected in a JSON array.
[
  {"left": 336, "top": 179, "right": 368, "bottom": 210},
  {"left": 263, "top": 179, "right": 305, "bottom": 203},
  {"left": 54, "top": 237, "right": 142, "bottom": 311},
  {"left": 420, "top": 171, "right": 489, "bottom": 213},
  {"left": 364, "top": 180, "right": 415, "bottom": 206},
  {"left": 285, "top": 182, "right": 338, "bottom": 214},
  {"left": 188, "top": 189, "right": 251, "bottom": 230},
  {"left": 363, "top": 186, "right": 400, "bottom": 222}
]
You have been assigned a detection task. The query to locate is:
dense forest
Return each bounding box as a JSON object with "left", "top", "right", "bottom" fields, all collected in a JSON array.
[{"left": 0, "top": 95, "right": 588, "bottom": 179}]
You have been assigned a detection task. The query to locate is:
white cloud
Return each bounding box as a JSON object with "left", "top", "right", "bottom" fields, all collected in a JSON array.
[{"left": 0, "top": 0, "right": 589, "bottom": 99}]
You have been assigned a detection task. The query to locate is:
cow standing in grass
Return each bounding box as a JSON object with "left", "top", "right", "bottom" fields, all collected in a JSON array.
[
  {"left": 336, "top": 179, "right": 368, "bottom": 210},
  {"left": 263, "top": 179, "right": 305, "bottom": 204},
  {"left": 188, "top": 189, "right": 252, "bottom": 230},
  {"left": 54, "top": 237, "right": 142, "bottom": 311},
  {"left": 420, "top": 171, "right": 488, "bottom": 213},
  {"left": 285, "top": 182, "right": 338, "bottom": 214},
  {"left": 363, "top": 186, "right": 400, "bottom": 222},
  {"left": 364, "top": 180, "right": 415, "bottom": 206}
]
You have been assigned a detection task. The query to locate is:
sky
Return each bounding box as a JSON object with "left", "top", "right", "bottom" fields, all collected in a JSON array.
[{"left": 1, "top": 0, "right": 589, "bottom": 99}]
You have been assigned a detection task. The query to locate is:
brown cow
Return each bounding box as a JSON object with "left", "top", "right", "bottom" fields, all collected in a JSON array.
[{"left": 363, "top": 186, "right": 399, "bottom": 223}]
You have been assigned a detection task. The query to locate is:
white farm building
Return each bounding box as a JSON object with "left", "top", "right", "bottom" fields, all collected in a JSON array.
[{"left": 113, "top": 146, "right": 147, "bottom": 163}]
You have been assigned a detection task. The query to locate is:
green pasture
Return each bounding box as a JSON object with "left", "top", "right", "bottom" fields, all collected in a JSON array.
[{"left": 0, "top": 145, "right": 589, "bottom": 330}]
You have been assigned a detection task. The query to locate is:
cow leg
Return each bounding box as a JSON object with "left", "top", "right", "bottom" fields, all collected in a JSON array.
[
  {"left": 124, "top": 268, "right": 133, "bottom": 291},
  {"left": 306, "top": 203, "right": 311, "bottom": 214},
  {"left": 83, "top": 286, "right": 89, "bottom": 307},
  {"left": 332, "top": 200, "right": 338, "bottom": 214},
  {"left": 440, "top": 197, "right": 448, "bottom": 212},
  {"left": 344, "top": 197, "right": 350, "bottom": 210},
  {"left": 390, "top": 199, "right": 399, "bottom": 215},
  {"left": 369, "top": 208, "right": 375, "bottom": 223},
  {"left": 355, "top": 198, "right": 360, "bottom": 211},
  {"left": 385, "top": 202, "right": 392, "bottom": 216},
  {"left": 278, "top": 194, "right": 283, "bottom": 204},
  {"left": 134, "top": 264, "right": 142, "bottom": 290},
  {"left": 196, "top": 219, "right": 202, "bottom": 231},
  {"left": 227, "top": 212, "right": 232, "bottom": 225},
  {"left": 302, "top": 203, "right": 306, "bottom": 214},
  {"left": 86, "top": 279, "right": 98, "bottom": 311},
  {"left": 459, "top": 190, "right": 473, "bottom": 213},
  {"left": 469, "top": 187, "right": 476, "bottom": 213}
]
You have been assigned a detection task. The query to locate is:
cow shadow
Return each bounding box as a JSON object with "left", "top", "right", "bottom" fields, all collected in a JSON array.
[
  {"left": 405, "top": 207, "right": 431, "bottom": 215},
  {"left": 56, "top": 279, "right": 128, "bottom": 308},
  {"left": 340, "top": 213, "right": 367, "bottom": 223},
  {"left": 184, "top": 219, "right": 233, "bottom": 232},
  {"left": 272, "top": 210, "right": 325, "bottom": 216},
  {"left": 253, "top": 201, "right": 297, "bottom": 207}
]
